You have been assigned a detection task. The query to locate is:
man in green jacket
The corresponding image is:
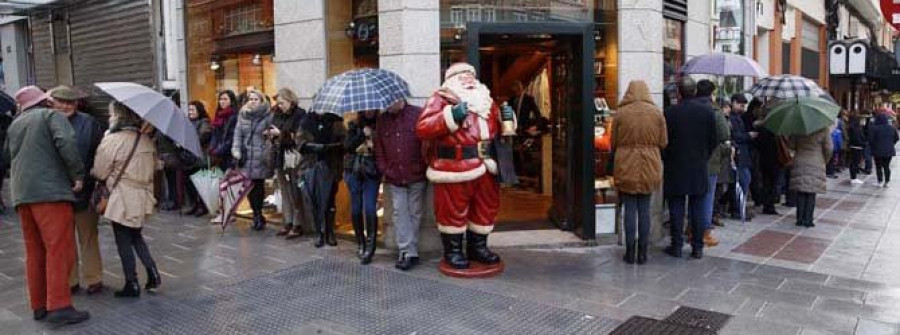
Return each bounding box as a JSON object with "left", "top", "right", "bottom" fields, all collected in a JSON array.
[{"left": 5, "top": 86, "right": 89, "bottom": 325}]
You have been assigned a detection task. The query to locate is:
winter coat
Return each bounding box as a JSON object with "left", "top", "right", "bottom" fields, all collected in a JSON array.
[
  {"left": 193, "top": 118, "right": 212, "bottom": 148},
  {"left": 67, "top": 112, "right": 104, "bottom": 211},
  {"left": 663, "top": 97, "right": 718, "bottom": 197},
  {"left": 848, "top": 117, "right": 867, "bottom": 150},
  {"left": 831, "top": 119, "right": 843, "bottom": 152},
  {"left": 867, "top": 114, "right": 899, "bottom": 158},
  {"left": 91, "top": 129, "right": 158, "bottom": 228},
  {"left": 232, "top": 105, "right": 274, "bottom": 180},
  {"left": 296, "top": 113, "right": 345, "bottom": 178},
  {"left": 344, "top": 115, "right": 379, "bottom": 180},
  {"left": 611, "top": 81, "right": 668, "bottom": 195},
  {"left": 4, "top": 107, "right": 85, "bottom": 207},
  {"left": 706, "top": 103, "right": 731, "bottom": 175},
  {"left": 270, "top": 105, "right": 305, "bottom": 169},
  {"left": 375, "top": 104, "right": 427, "bottom": 186},
  {"left": 789, "top": 128, "right": 833, "bottom": 194},
  {"left": 730, "top": 111, "right": 753, "bottom": 168},
  {"left": 209, "top": 110, "right": 237, "bottom": 168}
]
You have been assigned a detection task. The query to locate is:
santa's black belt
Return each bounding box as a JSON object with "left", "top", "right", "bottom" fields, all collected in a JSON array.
[{"left": 436, "top": 143, "right": 492, "bottom": 160}]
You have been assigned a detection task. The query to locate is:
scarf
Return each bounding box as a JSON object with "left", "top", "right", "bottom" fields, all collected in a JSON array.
[{"left": 212, "top": 107, "right": 235, "bottom": 129}]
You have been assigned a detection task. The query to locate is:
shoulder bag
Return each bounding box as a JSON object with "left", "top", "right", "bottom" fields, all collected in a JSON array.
[{"left": 91, "top": 132, "right": 141, "bottom": 215}]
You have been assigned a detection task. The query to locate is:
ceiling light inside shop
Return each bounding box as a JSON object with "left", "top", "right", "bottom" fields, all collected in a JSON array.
[{"left": 252, "top": 54, "right": 262, "bottom": 66}]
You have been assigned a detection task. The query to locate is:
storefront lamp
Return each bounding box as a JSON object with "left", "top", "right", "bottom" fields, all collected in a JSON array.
[
  {"left": 345, "top": 22, "right": 356, "bottom": 38},
  {"left": 209, "top": 59, "right": 221, "bottom": 71},
  {"left": 252, "top": 54, "right": 262, "bottom": 66}
]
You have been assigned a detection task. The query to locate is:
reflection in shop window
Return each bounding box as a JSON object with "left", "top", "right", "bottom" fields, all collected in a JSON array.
[
  {"left": 451, "top": 8, "right": 464, "bottom": 24},
  {"left": 513, "top": 12, "right": 528, "bottom": 22},
  {"left": 466, "top": 7, "right": 481, "bottom": 21},
  {"left": 223, "top": 3, "right": 263, "bottom": 36},
  {"left": 482, "top": 7, "right": 496, "bottom": 22},
  {"left": 663, "top": 18, "right": 684, "bottom": 109}
]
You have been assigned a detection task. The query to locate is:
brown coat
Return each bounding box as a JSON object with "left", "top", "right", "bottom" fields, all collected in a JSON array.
[
  {"left": 790, "top": 128, "right": 833, "bottom": 194},
  {"left": 91, "top": 130, "right": 159, "bottom": 228},
  {"left": 611, "top": 81, "right": 668, "bottom": 194}
]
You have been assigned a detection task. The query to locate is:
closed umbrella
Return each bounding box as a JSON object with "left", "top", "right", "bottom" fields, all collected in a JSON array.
[
  {"left": 680, "top": 52, "right": 767, "bottom": 77},
  {"left": 762, "top": 96, "right": 840, "bottom": 136},
  {"left": 311, "top": 68, "right": 411, "bottom": 116},
  {"left": 213, "top": 169, "right": 253, "bottom": 230},
  {"left": 95, "top": 82, "right": 202, "bottom": 158},
  {"left": 748, "top": 75, "right": 827, "bottom": 100}
]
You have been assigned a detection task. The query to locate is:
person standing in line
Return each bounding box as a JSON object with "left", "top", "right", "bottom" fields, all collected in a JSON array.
[
  {"left": 826, "top": 117, "right": 843, "bottom": 179},
  {"left": 184, "top": 101, "right": 211, "bottom": 217},
  {"left": 92, "top": 102, "right": 161, "bottom": 298},
  {"left": 6, "top": 86, "right": 89, "bottom": 324},
  {"left": 868, "top": 112, "right": 899, "bottom": 187},
  {"left": 269, "top": 88, "right": 307, "bottom": 239},
  {"left": 47, "top": 86, "right": 105, "bottom": 296},
  {"left": 209, "top": 90, "right": 239, "bottom": 170},
  {"left": 790, "top": 127, "right": 833, "bottom": 228},
  {"left": 298, "top": 112, "right": 346, "bottom": 248},
  {"left": 713, "top": 103, "right": 734, "bottom": 227},
  {"left": 231, "top": 90, "right": 274, "bottom": 231},
  {"left": 376, "top": 99, "right": 427, "bottom": 270},
  {"left": 662, "top": 77, "right": 718, "bottom": 259},
  {"left": 862, "top": 113, "right": 875, "bottom": 175},
  {"left": 729, "top": 94, "right": 757, "bottom": 217},
  {"left": 344, "top": 110, "right": 381, "bottom": 264},
  {"left": 695, "top": 81, "right": 729, "bottom": 246},
  {"left": 0, "top": 108, "right": 12, "bottom": 213},
  {"left": 611, "top": 80, "right": 667, "bottom": 265},
  {"left": 848, "top": 115, "right": 867, "bottom": 184}
]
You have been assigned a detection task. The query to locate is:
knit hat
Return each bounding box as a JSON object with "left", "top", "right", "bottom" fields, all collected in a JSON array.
[
  {"left": 15, "top": 86, "right": 47, "bottom": 111},
  {"left": 48, "top": 85, "right": 84, "bottom": 101},
  {"left": 445, "top": 62, "right": 476, "bottom": 80}
]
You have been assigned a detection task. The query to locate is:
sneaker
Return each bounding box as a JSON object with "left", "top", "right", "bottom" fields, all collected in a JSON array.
[
  {"left": 851, "top": 179, "right": 864, "bottom": 185},
  {"left": 827, "top": 174, "right": 838, "bottom": 179}
]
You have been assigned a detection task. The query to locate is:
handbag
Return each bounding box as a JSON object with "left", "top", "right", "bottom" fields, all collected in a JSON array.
[
  {"left": 351, "top": 155, "right": 379, "bottom": 179},
  {"left": 91, "top": 133, "right": 141, "bottom": 215},
  {"left": 776, "top": 136, "right": 795, "bottom": 167}
]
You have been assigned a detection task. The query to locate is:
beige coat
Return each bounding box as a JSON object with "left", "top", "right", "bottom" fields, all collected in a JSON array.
[
  {"left": 91, "top": 130, "right": 158, "bottom": 228},
  {"left": 790, "top": 128, "right": 833, "bottom": 194},
  {"left": 611, "top": 81, "right": 668, "bottom": 194}
]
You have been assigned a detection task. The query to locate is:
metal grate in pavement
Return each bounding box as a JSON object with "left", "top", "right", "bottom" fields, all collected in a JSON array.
[
  {"left": 664, "top": 306, "right": 732, "bottom": 331},
  {"left": 609, "top": 316, "right": 717, "bottom": 335},
  {"left": 67, "top": 258, "right": 621, "bottom": 335}
]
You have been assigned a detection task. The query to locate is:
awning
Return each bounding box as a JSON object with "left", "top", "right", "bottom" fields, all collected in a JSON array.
[
  {"left": 846, "top": 0, "right": 884, "bottom": 27},
  {"left": 0, "top": 0, "right": 62, "bottom": 15}
]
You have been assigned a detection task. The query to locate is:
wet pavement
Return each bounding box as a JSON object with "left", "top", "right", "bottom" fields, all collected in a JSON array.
[{"left": 0, "top": 158, "right": 897, "bottom": 334}]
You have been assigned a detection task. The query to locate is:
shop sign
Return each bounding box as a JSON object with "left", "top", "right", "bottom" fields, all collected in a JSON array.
[{"left": 881, "top": 0, "right": 900, "bottom": 30}]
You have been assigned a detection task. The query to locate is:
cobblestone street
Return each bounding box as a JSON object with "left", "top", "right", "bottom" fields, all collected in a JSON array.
[{"left": 0, "top": 162, "right": 899, "bottom": 334}]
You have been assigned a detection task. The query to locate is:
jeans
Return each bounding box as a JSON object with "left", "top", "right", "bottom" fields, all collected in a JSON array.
[
  {"left": 850, "top": 149, "right": 864, "bottom": 180},
  {"left": 700, "top": 175, "right": 718, "bottom": 229},
  {"left": 795, "top": 192, "right": 817, "bottom": 226},
  {"left": 735, "top": 167, "right": 752, "bottom": 215},
  {"left": 389, "top": 182, "right": 426, "bottom": 258},
  {"left": 668, "top": 194, "right": 706, "bottom": 250},
  {"left": 875, "top": 156, "right": 893, "bottom": 184},
  {"left": 622, "top": 193, "right": 651, "bottom": 248},
  {"left": 247, "top": 179, "right": 266, "bottom": 217},
  {"left": 112, "top": 222, "right": 156, "bottom": 283},
  {"left": 344, "top": 173, "right": 381, "bottom": 221}
]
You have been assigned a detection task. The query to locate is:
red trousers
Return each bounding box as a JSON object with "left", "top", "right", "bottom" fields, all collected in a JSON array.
[
  {"left": 18, "top": 202, "right": 75, "bottom": 311},
  {"left": 434, "top": 173, "right": 499, "bottom": 234}
]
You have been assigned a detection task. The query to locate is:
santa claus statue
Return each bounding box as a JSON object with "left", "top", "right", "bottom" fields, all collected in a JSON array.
[{"left": 416, "top": 62, "right": 515, "bottom": 270}]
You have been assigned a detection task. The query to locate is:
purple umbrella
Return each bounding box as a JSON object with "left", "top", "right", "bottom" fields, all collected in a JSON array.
[{"left": 680, "top": 52, "right": 767, "bottom": 77}]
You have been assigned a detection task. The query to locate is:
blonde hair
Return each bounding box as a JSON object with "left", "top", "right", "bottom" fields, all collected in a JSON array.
[
  {"left": 241, "top": 90, "right": 269, "bottom": 111},
  {"left": 108, "top": 101, "right": 143, "bottom": 130}
]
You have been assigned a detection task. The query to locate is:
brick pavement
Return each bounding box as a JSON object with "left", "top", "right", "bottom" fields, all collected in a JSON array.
[{"left": 0, "top": 164, "right": 896, "bottom": 334}]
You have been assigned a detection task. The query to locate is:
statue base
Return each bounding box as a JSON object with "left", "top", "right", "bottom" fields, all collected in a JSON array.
[{"left": 438, "top": 259, "right": 505, "bottom": 278}]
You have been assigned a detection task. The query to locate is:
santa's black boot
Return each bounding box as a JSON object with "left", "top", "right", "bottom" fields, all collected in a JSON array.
[
  {"left": 466, "top": 230, "right": 500, "bottom": 265},
  {"left": 440, "top": 233, "right": 469, "bottom": 269}
]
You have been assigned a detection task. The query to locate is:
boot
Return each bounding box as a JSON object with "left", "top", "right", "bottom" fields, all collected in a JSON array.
[
  {"left": 325, "top": 209, "right": 337, "bottom": 246},
  {"left": 45, "top": 307, "right": 90, "bottom": 325},
  {"left": 360, "top": 216, "right": 377, "bottom": 265},
  {"left": 285, "top": 226, "right": 303, "bottom": 240},
  {"left": 313, "top": 213, "right": 325, "bottom": 248},
  {"left": 691, "top": 248, "right": 704, "bottom": 259},
  {"left": 623, "top": 242, "right": 636, "bottom": 264},
  {"left": 114, "top": 280, "right": 140, "bottom": 298},
  {"left": 145, "top": 266, "right": 161, "bottom": 292},
  {"left": 466, "top": 231, "right": 500, "bottom": 265},
  {"left": 252, "top": 214, "right": 267, "bottom": 231},
  {"left": 351, "top": 214, "right": 365, "bottom": 257},
  {"left": 637, "top": 242, "right": 648, "bottom": 265},
  {"left": 440, "top": 233, "right": 469, "bottom": 269},
  {"left": 277, "top": 224, "right": 292, "bottom": 236},
  {"left": 184, "top": 204, "right": 199, "bottom": 216},
  {"left": 704, "top": 230, "right": 719, "bottom": 247}
]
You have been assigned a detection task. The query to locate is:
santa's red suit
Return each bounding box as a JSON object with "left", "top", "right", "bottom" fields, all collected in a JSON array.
[{"left": 416, "top": 63, "right": 509, "bottom": 236}]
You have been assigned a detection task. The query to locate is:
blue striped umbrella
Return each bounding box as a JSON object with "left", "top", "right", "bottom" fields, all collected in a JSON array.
[{"left": 311, "top": 68, "right": 411, "bottom": 116}]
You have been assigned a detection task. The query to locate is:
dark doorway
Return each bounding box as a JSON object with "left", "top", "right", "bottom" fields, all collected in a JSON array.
[{"left": 467, "top": 24, "right": 595, "bottom": 239}]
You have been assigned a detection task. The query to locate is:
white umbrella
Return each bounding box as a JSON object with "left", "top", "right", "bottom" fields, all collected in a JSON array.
[{"left": 95, "top": 82, "right": 203, "bottom": 157}]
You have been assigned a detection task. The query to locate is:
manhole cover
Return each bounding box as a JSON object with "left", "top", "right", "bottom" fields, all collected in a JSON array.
[
  {"left": 610, "top": 316, "right": 716, "bottom": 335},
  {"left": 664, "top": 306, "right": 732, "bottom": 331}
]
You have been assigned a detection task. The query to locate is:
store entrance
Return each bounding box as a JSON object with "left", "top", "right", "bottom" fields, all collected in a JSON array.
[{"left": 467, "top": 23, "right": 596, "bottom": 238}]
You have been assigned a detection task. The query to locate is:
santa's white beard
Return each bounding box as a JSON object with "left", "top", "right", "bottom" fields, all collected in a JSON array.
[{"left": 443, "top": 78, "right": 493, "bottom": 118}]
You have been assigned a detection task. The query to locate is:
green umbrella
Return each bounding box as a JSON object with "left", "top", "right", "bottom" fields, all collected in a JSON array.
[{"left": 762, "top": 96, "right": 840, "bottom": 136}]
